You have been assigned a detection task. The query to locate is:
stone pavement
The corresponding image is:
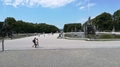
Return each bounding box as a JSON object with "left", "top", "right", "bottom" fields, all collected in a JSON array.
[
  {"left": 0, "top": 49, "right": 120, "bottom": 67},
  {"left": 0, "top": 34, "right": 120, "bottom": 67},
  {"left": 0, "top": 33, "right": 120, "bottom": 50}
]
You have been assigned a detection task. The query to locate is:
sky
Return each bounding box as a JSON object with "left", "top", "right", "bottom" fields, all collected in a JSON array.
[{"left": 0, "top": 0, "right": 120, "bottom": 29}]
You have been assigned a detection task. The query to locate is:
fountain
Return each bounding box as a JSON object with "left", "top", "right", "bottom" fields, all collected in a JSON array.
[
  {"left": 83, "top": 17, "right": 96, "bottom": 39},
  {"left": 63, "top": 0, "right": 120, "bottom": 41},
  {"left": 85, "top": 17, "right": 95, "bottom": 34}
]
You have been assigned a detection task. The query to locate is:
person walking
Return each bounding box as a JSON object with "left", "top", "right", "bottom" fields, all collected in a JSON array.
[
  {"left": 35, "top": 38, "right": 39, "bottom": 48},
  {"left": 32, "top": 37, "right": 36, "bottom": 48}
]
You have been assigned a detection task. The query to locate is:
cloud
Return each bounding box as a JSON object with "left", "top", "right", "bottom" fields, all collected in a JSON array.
[
  {"left": 3, "top": 0, "right": 74, "bottom": 8},
  {"left": 75, "top": 1, "right": 82, "bottom": 6},
  {"left": 91, "top": 17, "right": 95, "bottom": 19},
  {"left": 79, "top": 6, "right": 85, "bottom": 9},
  {"left": 76, "top": 15, "right": 96, "bottom": 24},
  {"left": 77, "top": 18, "right": 87, "bottom": 24},
  {"left": 4, "top": 0, "right": 12, "bottom": 3},
  {"left": 75, "top": 0, "right": 96, "bottom": 10},
  {"left": 87, "top": 3, "right": 95, "bottom": 7}
]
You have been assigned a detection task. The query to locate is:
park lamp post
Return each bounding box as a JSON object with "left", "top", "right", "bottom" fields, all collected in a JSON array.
[{"left": 1, "top": 20, "right": 10, "bottom": 52}]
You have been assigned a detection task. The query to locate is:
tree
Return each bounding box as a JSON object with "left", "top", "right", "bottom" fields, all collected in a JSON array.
[
  {"left": 5, "top": 17, "right": 16, "bottom": 31},
  {"left": 0, "top": 21, "right": 3, "bottom": 29},
  {"left": 92, "top": 12, "right": 112, "bottom": 31},
  {"left": 2, "top": 17, "right": 60, "bottom": 33},
  {"left": 113, "top": 9, "right": 120, "bottom": 31},
  {"left": 63, "top": 23, "right": 82, "bottom": 32}
]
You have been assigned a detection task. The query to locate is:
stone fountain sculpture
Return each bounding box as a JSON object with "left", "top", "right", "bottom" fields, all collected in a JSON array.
[
  {"left": 84, "top": 17, "right": 96, "bottom": 39},
  {"left": 86, "top": 17, "right": 95, "bottom": 35}
]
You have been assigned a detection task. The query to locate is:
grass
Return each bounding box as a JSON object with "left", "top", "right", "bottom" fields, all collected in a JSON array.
[
  {"left": 98, "top": 34, "right": 120, "bottom": 39},
  {"left": 64, "top": 33, "right": 120, "bottom": 39},
  {"left": 98, "top": 34, "right": 112, "bottom": 39},
  {"left": 115, "top": 35, "right": 120, "bottom": 38},
  {"left": 64, "top": 34, "right": 72, "bottom": 37}
]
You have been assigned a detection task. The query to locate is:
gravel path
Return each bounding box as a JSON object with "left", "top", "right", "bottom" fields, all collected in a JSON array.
[
  {"left": 0, "top": 33, "right": 120, "bottom": 50},
  {"left": 0, "top": 33, "right": 120, "bottom": 67},
  {"left": 0, "top": 49, "right": 120, "bottom": 67}
]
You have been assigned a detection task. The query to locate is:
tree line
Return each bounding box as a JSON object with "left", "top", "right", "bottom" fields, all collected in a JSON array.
[
  {"left": 92, "top": 9, "right": 120, "bottom": 32},
  {"left": 63, "top": 9, "right": 120, "bottom": 32},
  {"left": 0, "top": 17, "right": 60, "bottom": 33},
  {"left": 63, "top": 23, "right": 82, "bottom": 32}
]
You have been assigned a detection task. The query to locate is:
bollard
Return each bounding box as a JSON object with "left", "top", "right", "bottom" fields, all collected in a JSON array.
[{"left": 2, "top": 39, "right": 4, "bottom": 52}]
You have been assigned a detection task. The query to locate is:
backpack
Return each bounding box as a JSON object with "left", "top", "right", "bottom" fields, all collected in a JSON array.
[{"left": 32, "top": 39, "right": 35, "bottom": 43}]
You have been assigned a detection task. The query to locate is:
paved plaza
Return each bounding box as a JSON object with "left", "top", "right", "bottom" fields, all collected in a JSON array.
[
  {"left": 0, "top": 33, "right": 120, "bottom": 67},
  {"left": 1, "top": 33, "right": 120, "bottom": 50}
]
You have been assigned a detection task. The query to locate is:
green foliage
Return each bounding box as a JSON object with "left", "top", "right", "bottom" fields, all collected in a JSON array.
[
  {"left": 64, "top": 34, "right": 72, "bottom": 37},
  {"left": 3, "top": 17, "right": 60, "bottom": 33},
  {"left": 99, "top": 34, "right": 112, "bottom": 39},
  {"left": 92, "top": 12, "right": 112, "bottom": 31},
  {"left": 89, "top": 9, "right": 120, "bottom": 32},
  {"left": 63, "top": 23, "right": 82, "bottom": 32},
  {"left": 114, "top": 35, "right": 120, "bottom": 38},
  {"left": 0, "top": 21, "right": 3, "bottom": 29},
  {"left": 5, "top": 17, "right": 16, "bottom": 31},
  {"left": 113, "top": 9, "right": 120, "bottom": 31},
  {"left": 98, "top": 34, "right": 120, "bottom": 39}
]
